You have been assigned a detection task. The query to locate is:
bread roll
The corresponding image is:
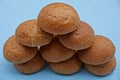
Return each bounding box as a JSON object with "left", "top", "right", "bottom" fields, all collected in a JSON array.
[
  {"left": 15, "top": 19, "right": 53, "bottom": 47},
  {"left": 78, "top": 35, "right": 115, "bottom": 65},
  {"left": 40, "top": 38, "right": 75, "bottom": 62},
  {"left": 3, "top": 35, "right": 37, "bottom": 64},
  {"left": 84, "top": 57, "right": 116, "bottom": 76},
  {"left": 49, "top": 55, "right": 82, "bottom": 74},
  {"left": 58, "top": 21, "right": 95, "bottom": 50},
  {"left": 14, "top": 52, "right": 45, "bottom": 74},
  {"left": 37, "top": 2, "right": 80, "bottom": 35}
]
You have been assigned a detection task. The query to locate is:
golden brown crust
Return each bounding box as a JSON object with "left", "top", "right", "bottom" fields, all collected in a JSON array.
[
  {"left": 84, "top": 57, "right": 116, "bottom": 76},
  {"left": 78, "top": 35, "right": 115, "bottom": 65},
  {"left": 48, "top": 55, "right": 82, "bottom": 74},
  {"left": 3, "top": 35, "right": 37, "bottom": 64},
  {"left": 37, "top": 2, "right": 80, "bottom": 35},
  {"left": 58, "top": 21, "right": 95, "bottom": 50},
  {"left": 14, "top": 52, "right": 45, "bottom": 74},
  {"left": 15, "top": 19, "right": 53, "bottom": 47},
  {"left": 40, "top": 38, "right": 75, "bottom": 62}
]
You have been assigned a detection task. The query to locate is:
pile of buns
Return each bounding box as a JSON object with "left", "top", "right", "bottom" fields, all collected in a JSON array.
[{"left": 3, "top": 2, "right": 116, "bottom": 76}]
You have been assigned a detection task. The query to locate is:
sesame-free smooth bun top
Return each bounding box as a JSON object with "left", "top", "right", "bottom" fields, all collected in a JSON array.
[
  {"left": 84, "top": 57, "right": 116, "bottom": 76},
  {"left": 40, "top": 38, "right": 75, "bottom": 62},
  {"left": 58, "top": 21, "right": 95, "bottom": 50},
  {"left": 78, "top": 35, "right": 115, "bottom": 65},
  {"left": 14, "top": 52, "right": 45, "bottom": 74},
  {"left": 48, "top": 55, "right": 82, "bottom": 74},
  {"left": 37, "top": 2, "right": 80, "bottom": 35},
  {"left": 3, "top": 35, "right": 37, "bottom": 64},
  {"left": 15, "top": 19, "right": 53, "bottom": 47}
]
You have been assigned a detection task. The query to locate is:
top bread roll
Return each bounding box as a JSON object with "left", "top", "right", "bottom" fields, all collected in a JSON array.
[
  {"left": 58, "top": 21, "right": 95, "bottom": 50},
  {"left": 15, "top": 20, "right": 53, "bottom": 47},
  {"left": 37, "top": 2, "right": 80, "bottom": 35}
]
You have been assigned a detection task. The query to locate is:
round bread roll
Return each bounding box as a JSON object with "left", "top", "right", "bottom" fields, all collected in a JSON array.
[
  {"left": 3, "top": 35, "right": 37, "bottom": 64},
  {"left": 15, "top": 19, "right": 53, "bottom": 47},
  {"left": 48, "top": 55, "right": 82, "bottom": 74},
  {"left": 37, "top": 2, "right": 80, "bottom": 35},
  {"left": 40, "top": 38, "right": 75, "bottom": 62},
  {"left": 84, "top": 57, "right": 116, "bottom": 76},
  {"left": 78, "top": 35, "right": 115, "bottom": 65},
  {"left": 14, "top": 52, "right": 45, "bottom": 74},
  {"left": 58, "top": 21, "right": 95, "bottom": 50}
]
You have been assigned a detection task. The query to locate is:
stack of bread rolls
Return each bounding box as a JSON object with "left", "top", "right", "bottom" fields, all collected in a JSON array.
[{"left": 3, "top": 2, "right": 116, "bottom": 76}]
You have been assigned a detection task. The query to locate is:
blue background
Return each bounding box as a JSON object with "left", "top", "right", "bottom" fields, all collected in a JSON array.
[{"left": 0, "top": 0, "right": 120, "bottom": 80}]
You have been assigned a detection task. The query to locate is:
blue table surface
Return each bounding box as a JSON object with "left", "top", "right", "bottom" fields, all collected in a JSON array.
[{"left": 0, "top": 0, "right": 120, "bottom": 80}]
